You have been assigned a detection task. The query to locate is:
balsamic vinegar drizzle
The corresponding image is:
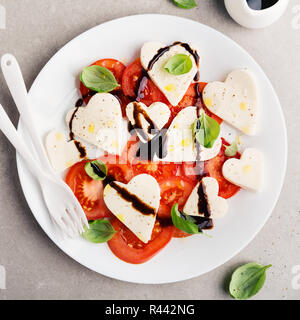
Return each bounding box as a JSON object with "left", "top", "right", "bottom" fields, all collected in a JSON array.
[
  {"left": 68, "top": 96, "right": 90, "bottom": 159},
  {"left": 197, "top": 181, "right": 210, "bottom": 217},
  {"left": 110, "top": 181, "right": 156, "bottom": 216},
  {"left": 136, "top": 70, "right": 150, "bottom": 101},
  {"left": 132, "top": 102, "right": 159, "bottom": 141},
  {"left": 91, "top": 162, "right": 106, "bottom": 179},
  {"left": 178, "top": 209, "right": 213, "bottom": 230}
]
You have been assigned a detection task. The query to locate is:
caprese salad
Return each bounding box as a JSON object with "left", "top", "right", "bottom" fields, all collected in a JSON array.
[{"left": 45, "top": 41, "right": 264, "bottom": 264}]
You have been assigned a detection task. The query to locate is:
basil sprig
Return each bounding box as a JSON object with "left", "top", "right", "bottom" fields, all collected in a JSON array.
[
  {"left": 173, "top": 0, "right": 197, "bottom": 9},
  {"left": 82, "top": 220, "right": 116, "bottom": 243},
  {"left": 85, "top": 160, "right": 107, "bottom": 181},
  {"left": 164, "top": 54, "right": 193, "bottom": 75},
  {"left": 80, "top": 65, "right": 120, "bottom": 93},
  {"left": 229, "top": 263, "right": 272, "bottom": 300},
  {"left": 224, "top": 141, "right": 238, "bottom": 157},
  {"left": 193, "top": 111, "right": 220, "bottom": 149},
  {"left": 171, "top": 204, "right": 202, "bottom": 234}
]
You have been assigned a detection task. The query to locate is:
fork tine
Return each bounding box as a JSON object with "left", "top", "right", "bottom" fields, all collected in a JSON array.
[
  {"left": 61, "top": 216, "right": 78, "bottom": 238},
  {"left": 66, "top": 208, "right": 85, "bottom": 234},
  {"left": 52, "top": 215, "right": 74, "bottom": 238},
  {"left": 73, "top": 206, "right": 89, "bottom": 228}
]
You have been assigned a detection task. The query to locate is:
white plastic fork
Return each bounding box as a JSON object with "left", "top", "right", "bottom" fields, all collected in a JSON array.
[{"left": 1, "top": 54, "right": 88, "bottom": 237}]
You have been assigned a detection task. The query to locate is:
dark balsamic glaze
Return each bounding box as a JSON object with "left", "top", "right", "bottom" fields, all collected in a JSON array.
[
  {"left": 90, "top": 162, "right": 106, "bottom": 179},
  {"left": 74, "top": 141, "right": 86, "bottom": 159},
  {"left": 136, "top": 70, "right": 150, "bottom": 101},
  {"left": 194, "top": 216, "right": 213, "bottom": 230},
  {"left": 197, "top": 181, "right": 210, "bottom": 217},
  {"left": 110, "top": 181, "right": 156, "bottom": 216},
  {"left": 132, "top": 102, "right": 159, "bottom": 141},
  {"left": 178, "top": 210, "right": 213, "bottom": 230},
  {"left": 247, "top": 0, "right": 278, "bottom": 10}
]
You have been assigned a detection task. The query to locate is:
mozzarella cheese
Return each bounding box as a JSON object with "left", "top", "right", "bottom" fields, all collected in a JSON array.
[
  {"left": 203, "top": 69, "right": 258, "bottom": 136},
  {"left": 222, "top": 148, "right": 264, "bottom": 192},
  {"left": 45, "top": 130, "right": 82, "bottom": 172},
  {"left": 184, "top": 177, "right": 228, "bottom": 218},
  {"left": 103, "top": 174, "right": 160, "bottom": 243},
  {"left": 140, "top": 41, "right": 199, "bottom": 106},
  {"left": 66, "top": 93, "right": 123, "bottom": 154},
  {"left": 155, "top": 107, "right": 222, "bottom": 162},
  {"left": 126, "top": 101, "right": 170, "bottom": 143}
]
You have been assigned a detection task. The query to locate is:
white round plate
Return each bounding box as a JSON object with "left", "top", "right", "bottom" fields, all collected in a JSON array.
[{"left": 17, "top": 14, "right": 287, "bottom": 284}]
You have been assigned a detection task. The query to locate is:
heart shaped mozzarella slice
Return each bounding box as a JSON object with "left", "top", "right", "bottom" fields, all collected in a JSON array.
[
  {"left": 126, "top": 101, "right": 170, "bottom": 143},
  {"left": 184, "top": 177, "right": 228, "bottom": 218},
  {"left": 103, "top": 174, "right": 160, "bottom": 243},
  {"left": 156, "top": 107, "right": 222, "bottom": 162},
  {"left": 45, "top": 130, "right": 82, "bottom": 172},
  {"left": 203, "top": 69, "right": 258, "bottom": 136},
  {"left": 66, "top": 93, "right": 123, "bottom": 154},
  {"left": 141, "top": 41, "right": 199, "bottom": 106},
  {"left": 222, "top": 148, "right": 264, "bottom": 192}
]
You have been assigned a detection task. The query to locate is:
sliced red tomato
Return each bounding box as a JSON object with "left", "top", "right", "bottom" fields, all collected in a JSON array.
[
  {"left": 80, "top": 58, "right": 126, "bottom": 104},
  {"left": 122, "top": 58, "right": 169, "bottom": 106},
  {"left": 98, "top": 155, "right": 133, "bottom": 184},
  {"left": 65, "top": 161, "right": 112, "bottom": 220},
  {"left": 205, "top": 138, "right": 241, "bottom": 199},
  {"left": 168, "top": 82, "right": 222, "bottom": 125},
  {"left": 108, "top": 219, "right": 174, "bottom": 264},
  {"left": 158, "top": 177, "right": 197, "bottom": 218},
  {"left": 182, "top": 162, "right": 206, "bottom": 181},
  {"left": 173, "top": 228, "right": 192, "bottom": 238},
  {"left": 132, "top": 161, "right": 180, "bottom": 181}
]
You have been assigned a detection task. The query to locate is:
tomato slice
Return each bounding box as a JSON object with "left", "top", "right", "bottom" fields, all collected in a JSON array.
[
  {"left": 65, "top": 161, "right": 112, "bottom": 220},
  {"left": 98, "top": 155, "right": 133, "bottom": 184},
  {"left": 182, "top": 162, "right": 206, "bottom": 181},
  {"left": 205, "top": 138, "right": 241, "bottom": 199},
  {"left": 108, "top": 219, "right": 174, "bottom": 264},
  {"left": 122, "top": 58, "right": 169, "bottom": 106},
  {"left": 168, "top": 82, "right": 222, "bottom": 126},
  {"left": 173, "top": 228, "right": 192, "bottom": 238},
  {"left": 158, "top": 177, "right": 197, "bottom": 218},
  {"left": 79, "top": 58, "right": 127, "bottom": 108}
]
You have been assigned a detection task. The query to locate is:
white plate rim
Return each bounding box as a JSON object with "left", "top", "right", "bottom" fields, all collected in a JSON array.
[{"left": 16, "top": 14, "right": 288, "bottom": 284}]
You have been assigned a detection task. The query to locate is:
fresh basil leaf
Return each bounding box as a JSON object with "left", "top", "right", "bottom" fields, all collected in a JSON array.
[
  {"left": 164, "top": 54, "right": 193, "bottom": 75},
  {"left": 224, "top": 141, "right": 238, "bottom": 157},
  {"left": 82, "top": 220, "right": 116, "bottom": 243},
  {"left": 85, "top": 160, "right": 107, "bottom": 181},
  {"left": 173, "top": 0, "right": 197, "bottom": 9},
  {"left": 193, "top": 111, "right": 220, "bottom": 148},
  {"left": 229, "top": 263, "right": 272, "bottom": 300},
  {"left": 171, "top": 204, "right": 201, "bottom": 234},
  {"left": 80, "top": 65, "right": 120, "bottom": 93}
]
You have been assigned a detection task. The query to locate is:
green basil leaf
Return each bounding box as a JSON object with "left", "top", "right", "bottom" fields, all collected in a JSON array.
[
  {"left": 229, "top": 263, "right": 272, "bottom": 300},
  {"left": 82, "top": 220, "right": 116, "bottom": 243},
  {"left": 171, "top": 204, "right": 201, "bottom": 234},
  {"left": 193, "top": 111, "right": 220, "bottom": 148},
  {"left": 85, "top": 160, "right": 107, "bottom": 181},
  {"left": 80, "top": 65, "right": 120, "bottom": 93},
  {"left": 164, "top": 54, "right": 193, "bottom": 75},
  {"left": 224, "top": 141, "right": 238, "bottom": 157},
  {"left": 173, "top": 0, "right": 197, "bottom": 9}
]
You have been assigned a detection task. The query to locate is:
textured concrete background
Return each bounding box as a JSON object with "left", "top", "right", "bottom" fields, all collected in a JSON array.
[{"left": 0, "top": 0, "right": 299, "bottom": 300}]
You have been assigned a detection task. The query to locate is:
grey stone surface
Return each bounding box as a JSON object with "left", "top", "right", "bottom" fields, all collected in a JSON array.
[{"left": 0, "top": 0, "right": 299, "bottom": 300}]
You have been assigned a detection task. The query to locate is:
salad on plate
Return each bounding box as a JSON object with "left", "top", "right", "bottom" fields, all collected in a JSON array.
[{"left": 45, "top": 41, "right": 264, "bottom": 264}]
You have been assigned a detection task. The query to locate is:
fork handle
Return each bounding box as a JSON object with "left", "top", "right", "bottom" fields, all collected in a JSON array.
[
  {"left": 0, "top": 103, "right": 47, "bottom": 179},
  {"left": 1, "top": 54, "right": 53, "bottom": 174}
]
